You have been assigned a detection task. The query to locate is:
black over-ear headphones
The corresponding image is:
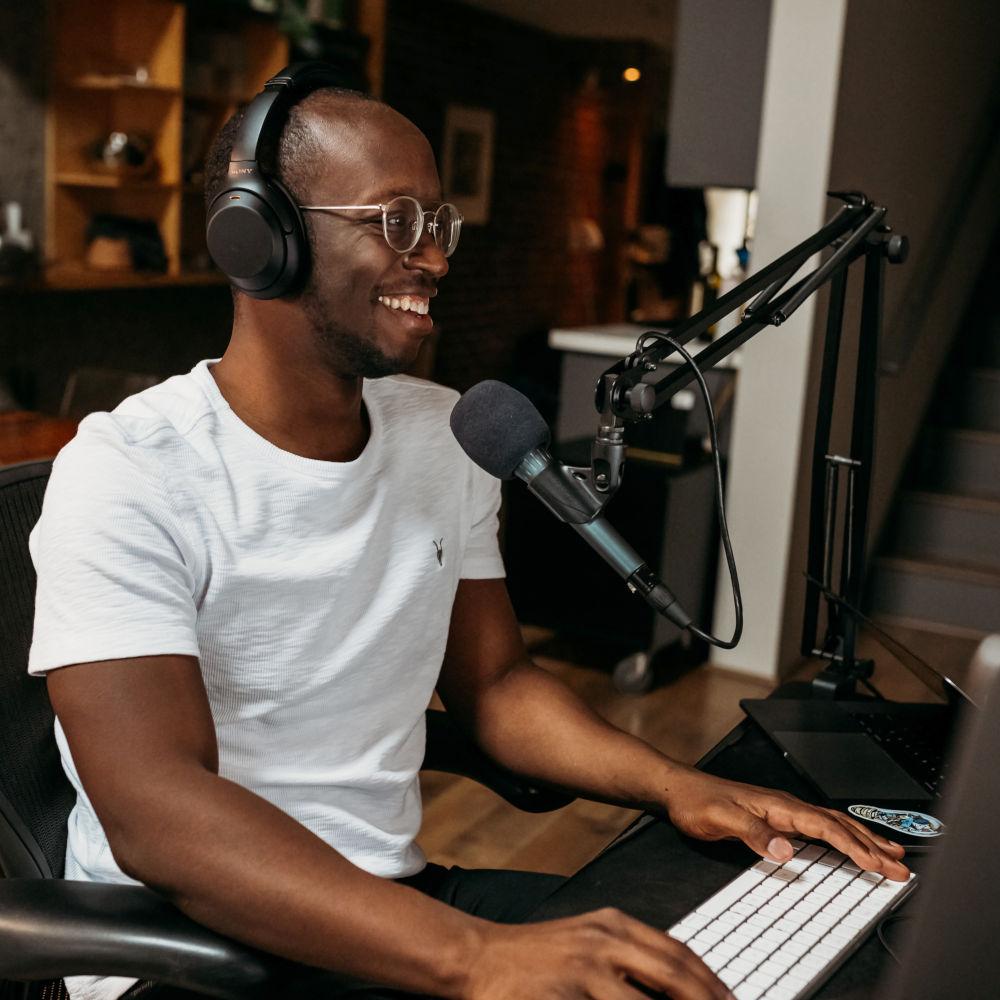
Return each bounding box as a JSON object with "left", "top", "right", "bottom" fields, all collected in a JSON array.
[{"left": 205, "top": 62, "right": 342, "bottom": 300}]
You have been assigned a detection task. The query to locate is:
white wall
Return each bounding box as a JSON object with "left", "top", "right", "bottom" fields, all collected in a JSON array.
[
  {"left": 712, "top": 0, "right": 1000, "bottom": 679},
  {"left": 710, "top": 0, "right": 848, "bottom": 679}
]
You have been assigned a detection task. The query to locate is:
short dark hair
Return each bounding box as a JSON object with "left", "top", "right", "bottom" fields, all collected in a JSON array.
[{"left": 204, "top": 85, "right": 377, "bottom": 213}]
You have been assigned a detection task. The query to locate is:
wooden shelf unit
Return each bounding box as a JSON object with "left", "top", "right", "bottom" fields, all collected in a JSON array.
[
  {"left": 45, "top": 0, "right": 386, "bottom": 291},
  {"left": 45, "top": 0, "right": 290, "bottom": 289}
]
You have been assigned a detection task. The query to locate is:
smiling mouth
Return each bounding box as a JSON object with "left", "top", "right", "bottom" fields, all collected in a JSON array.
[{"left": 377, "top": 294, "right": 430, "bottom": 316}]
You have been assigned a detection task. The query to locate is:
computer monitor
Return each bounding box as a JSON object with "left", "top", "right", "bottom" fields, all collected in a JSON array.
[{"left": 883, "top": 667, "right": 1000, "bottom": 998}]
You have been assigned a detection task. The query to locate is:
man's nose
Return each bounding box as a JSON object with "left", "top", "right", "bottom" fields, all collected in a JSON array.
[{"left": 405, "top": 231, "right": 449, "bottom": 279}]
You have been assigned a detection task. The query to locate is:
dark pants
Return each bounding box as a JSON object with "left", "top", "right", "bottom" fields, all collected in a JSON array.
[
  {"left": 120, "top": 864, "right": 567, "bottom": 999},
  {"left": 397, "top": 861, "right": 568, "bottom": 924}
]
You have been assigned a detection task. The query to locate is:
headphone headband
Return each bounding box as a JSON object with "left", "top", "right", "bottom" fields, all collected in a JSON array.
[{"left": 230, "top": 62, "right": 343, "bottom": 166}]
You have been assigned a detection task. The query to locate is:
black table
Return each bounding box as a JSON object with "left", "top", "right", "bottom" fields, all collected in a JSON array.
[{"left": 527, "top": 690, "right": 926, "bottom": 998}]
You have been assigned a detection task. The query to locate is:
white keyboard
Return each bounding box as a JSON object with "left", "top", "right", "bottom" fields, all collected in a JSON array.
[{"left": 667, "top": 840, "right": 917, "bottom": 1000}]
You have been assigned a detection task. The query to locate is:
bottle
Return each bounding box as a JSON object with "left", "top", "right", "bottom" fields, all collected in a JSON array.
[{"left": 0, "top": 202, "right": 36, "bottom": 279}]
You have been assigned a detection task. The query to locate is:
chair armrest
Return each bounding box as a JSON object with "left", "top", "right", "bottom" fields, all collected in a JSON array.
[
  {"left": 423, "top": 709, "right": 575, "bottom": 813},
  {"left": 0, "top": 878, "right": 330, "bottom": 998}
]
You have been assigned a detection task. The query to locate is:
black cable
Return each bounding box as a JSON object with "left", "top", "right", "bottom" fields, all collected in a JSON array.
[
  {"left": 876, "top": 912, "right": 910, "bottom": 964},
  {"left": 635, "top": 333, "right": 742, "bottom": 649}
]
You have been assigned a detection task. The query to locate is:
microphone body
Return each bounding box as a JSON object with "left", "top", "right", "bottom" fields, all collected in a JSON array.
[
  {"left": 449, "top": 379, "right": 691, "bottom": 628},
  {"left": 513, "top": 447, "right": 691, "bottom": 629}
]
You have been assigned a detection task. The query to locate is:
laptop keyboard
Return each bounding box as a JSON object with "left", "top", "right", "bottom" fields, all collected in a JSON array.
[
  {"left": 667, "top": 840, "right": 916, "bottom": 999},
  {"left": 850, "top": 711, "right": 948, "bottom": 793}
]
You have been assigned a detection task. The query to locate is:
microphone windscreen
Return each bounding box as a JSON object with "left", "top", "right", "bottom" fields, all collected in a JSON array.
[{"left": 450, "top": 380, "right": 551, "bottom": 479}]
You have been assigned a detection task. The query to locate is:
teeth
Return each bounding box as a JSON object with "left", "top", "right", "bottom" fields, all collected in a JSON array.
[{"left": 378, "top": 295, "right": 429, "bottom": 316}]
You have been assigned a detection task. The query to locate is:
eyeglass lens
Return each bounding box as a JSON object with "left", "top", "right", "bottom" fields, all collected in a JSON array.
[{"left": 383, "top": 196, "right": 462, "bottom": 257}]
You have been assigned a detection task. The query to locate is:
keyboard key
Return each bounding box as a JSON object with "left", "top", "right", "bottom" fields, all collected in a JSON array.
[
  {"left": 758, "top": 959, "right": 785, "bottom": 978},
  {"left": 799, "top": 952, "right": 828, "bottom": 972},
  {"left": 783, "top": 856, "right": 811, "bottom": 873},
  {"left": 693, "top": 928, "right": 724, "bottom": 946},
  {"left": 712, "top": 940, "right": 741, "bottom": 960},
  {"left": 764, "top": 985, "right": 799, "bottom": 1000},
  {"left": 748, "top": 970, "right": 775, "bottom": 988},
  {"left": 697, "top": 871, "right": 766, "bottom": 918},
  {"left": 783, "top": 963, "right": 813, "bottom": 983},
  {"left": 789, "top": 839, "right": 806, "bottom": 850},
  {"left": 720, "top": 967, "right": 744, "bottom": 988},
  {"left": 781, "top": 939, "right": 809, "bottom": 958},
  {"left": 688, "top": 938, "right": 711, "bottom": 955},
  {"left": 702, "top": 950, "right": 728, "bottom": 972},
  {"left": 734, "top": 984, "right": 764, "bottom": 1000},
  {"left": 797, "top": 843, "right": 826, "bottom": 863},
  {"left": 753, "top": 859, "right": 780, "bottom": 875},
  {"left": 679, "top": 912, "right": 712, "bottom": 932},
  {"left": 729, "top": 956, "right": 756, "bottom": 975}
]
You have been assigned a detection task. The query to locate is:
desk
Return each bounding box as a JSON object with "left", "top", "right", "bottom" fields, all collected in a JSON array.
[
  {"left": 528, "top": 688, "right": 923, "bottom": 998},
  {"left": 0, "top": 411, "right": 77, "bottom": 467}
]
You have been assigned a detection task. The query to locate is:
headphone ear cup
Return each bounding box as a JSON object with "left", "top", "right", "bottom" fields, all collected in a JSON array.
[{"left": 206, "top": 175, "right": 309, "bottom": 299}]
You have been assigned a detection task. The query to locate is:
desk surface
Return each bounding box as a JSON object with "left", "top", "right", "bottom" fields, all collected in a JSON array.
[
  {"left": 0, "top": 411, "right": 77, "bottom": 467},
  {"left": 528, "top": 707, "right": 924, "bottom": 998}
]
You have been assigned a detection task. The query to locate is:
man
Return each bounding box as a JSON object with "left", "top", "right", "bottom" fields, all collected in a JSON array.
[{"left": 29, "top": 84, "right": 907, "bottom": 1000}]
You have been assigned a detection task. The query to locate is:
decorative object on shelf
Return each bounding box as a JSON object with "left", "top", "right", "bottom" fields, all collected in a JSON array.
[
  {"left": 441, "top": 105, "right": 495, "bottom": 226},
  {"left": 89, "top": 131, "right": 157, "bottom": 178},
  {"left": 84, "top": 214, "right": 167, "bottom": 273},
  {"left": 0, "top": 203, "right": 38, "bottom": 281}
]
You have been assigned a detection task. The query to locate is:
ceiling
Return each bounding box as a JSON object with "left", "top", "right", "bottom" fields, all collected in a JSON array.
[{"left": 454, "top": 0, "right": 676, "bottom": 52}]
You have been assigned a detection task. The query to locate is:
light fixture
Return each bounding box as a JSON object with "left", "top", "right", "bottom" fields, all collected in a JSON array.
[{"left": 622, "top": 66, "right": 641, "bottom": 83}]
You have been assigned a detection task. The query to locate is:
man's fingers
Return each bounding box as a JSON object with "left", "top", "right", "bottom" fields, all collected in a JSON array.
[
  {"left": 833, "top": 808, "right": 907, "bottom": 856},
  {"left": 736, "top": 811, "right": 792, "bottom": 862},
  {"left": 599, "top": 912, "right": 730, "bottom": 1000},
  {"left": 766, "top": 800, "right": 910, "bottom": 880}
]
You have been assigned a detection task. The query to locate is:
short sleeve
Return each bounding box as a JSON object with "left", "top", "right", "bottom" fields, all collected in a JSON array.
[
  {"left": 27, "top": 419, "right": 201, "bottom": 675},
  {"left": 459, "top": 465, "right": 505, "bottom": 580}
]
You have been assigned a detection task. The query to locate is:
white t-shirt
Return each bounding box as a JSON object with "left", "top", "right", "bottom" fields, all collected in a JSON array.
[{"left": 28, "top": 360, "right": 504, "bottom": 1000}]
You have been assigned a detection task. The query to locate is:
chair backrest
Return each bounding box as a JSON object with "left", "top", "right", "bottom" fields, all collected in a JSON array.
[
  {"left": 59, "top": 368, "right": 160, "bottom": 423},
  {"left": 0, "top": 461, "right": 75, "bottom": 879}
]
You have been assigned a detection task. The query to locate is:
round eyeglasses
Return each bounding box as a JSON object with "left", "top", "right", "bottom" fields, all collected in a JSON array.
[{"left": 299, "top": 195, "right": 463, "bottom": 257}]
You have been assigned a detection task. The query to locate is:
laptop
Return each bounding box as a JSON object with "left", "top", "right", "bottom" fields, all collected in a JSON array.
[{"left": 740, "top": 620, "right": 978, "bottom": 833}]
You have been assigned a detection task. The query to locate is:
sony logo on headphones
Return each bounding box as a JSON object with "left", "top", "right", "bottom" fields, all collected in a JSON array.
[{"left": 229, "top": 166, "right": 255, "bottom": 176}]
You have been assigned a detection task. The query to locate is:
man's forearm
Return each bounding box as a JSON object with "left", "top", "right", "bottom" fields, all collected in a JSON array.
[
  {"left": 454, "top": 660, "right": 689, "bottom": 814},
  {"left": 110, "top": 768, "right": 483, "bottom": 996}
]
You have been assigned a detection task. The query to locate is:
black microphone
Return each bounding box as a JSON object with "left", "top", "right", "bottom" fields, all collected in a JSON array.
[{"left": 450, "top": 380, "right": 691, "bottom": 629}]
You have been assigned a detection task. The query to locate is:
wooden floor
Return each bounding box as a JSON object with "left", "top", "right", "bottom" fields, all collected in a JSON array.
[{"left": 417, "top": 623, "right": 975, "bottom": 878}]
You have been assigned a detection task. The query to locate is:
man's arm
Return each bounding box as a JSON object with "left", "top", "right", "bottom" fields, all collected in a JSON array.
[
  {"left": 437, "top": 578, "right": 909, "bottom": 880},
  {"left": 49, "top": 654, "right": 728, "bottom": 1000}
]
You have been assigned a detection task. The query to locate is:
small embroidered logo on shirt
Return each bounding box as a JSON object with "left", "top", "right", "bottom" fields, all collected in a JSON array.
[{"left": 432, "top": 538, "right": 445, "bottom": 567}]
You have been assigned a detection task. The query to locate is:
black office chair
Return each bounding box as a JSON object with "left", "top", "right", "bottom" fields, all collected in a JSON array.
[{"left": 0, "top": 459, "right": 573, "bottom": 1000}]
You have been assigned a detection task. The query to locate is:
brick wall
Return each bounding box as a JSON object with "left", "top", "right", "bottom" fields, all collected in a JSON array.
[{"left": 383, "top": 0, "right": 666, "bottom": 401}]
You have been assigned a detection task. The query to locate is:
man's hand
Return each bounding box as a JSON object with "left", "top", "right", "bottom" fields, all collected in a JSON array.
[
  {"left": 661, "top": 767, "right": 909, "bottom": 881},
  {"left": 466, "top": 909, "right": 732, "bottom": 1000}
]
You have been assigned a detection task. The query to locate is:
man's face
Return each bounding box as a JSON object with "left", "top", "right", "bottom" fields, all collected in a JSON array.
[{"left": 296, "top": 108, "right": 449, "bottom": 379}]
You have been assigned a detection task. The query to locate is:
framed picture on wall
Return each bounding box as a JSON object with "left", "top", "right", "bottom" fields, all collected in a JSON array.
[{"left": 441, "top": 105, "right": 495, "bottom": 226}]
